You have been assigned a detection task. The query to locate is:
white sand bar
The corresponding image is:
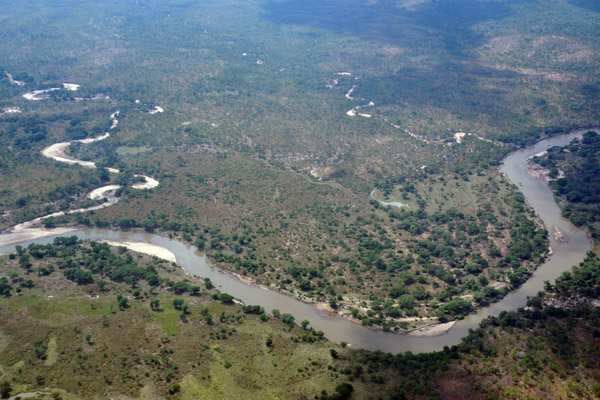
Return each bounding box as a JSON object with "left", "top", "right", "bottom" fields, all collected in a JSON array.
[
  {"left": 62, "top": 83, "right": 80, "bottom": 91},
  {"left": 149, "top": 106, "right": 164, "bottom": 114},
  {"left": 5, "top": 71, "right": 25, "bottom": 86},
  {"left": 22, "top": 88, "right": 60, "bottom": 101},
  {"left": 345, "top": 85, "right": 357, "bottom": 100},
  {"left": 41, "top": 142, "right": 96, "bottom": 168},
  {"left": 110, "top": 111, "right": 119, "bottom": 129},
  {"left": 405, "top": 321, "right": 456, "bottom": 337},
  {"left": 3, "top": 110, "right": 160, "bottom": 245},
  {"left": 78, "top": 132, "right": 110, "bottom": 144},
  {"left": 454, "top": 132, "right": 467, "bottom": 144},
  {"left": 99, "top": 240, "right": 176, "bottom": 263},
  {"left": 132, "top": 175, "right": 159, "bottom": 190},
  {"left": 3, "top": 107, "right": 21, "bottom": 114},
  {"left": 88, "top": 185, "right": 122, "bottom": 200},
  {"left": 0, "top": 228, "right": 76, "bottom": 248},
  {"left": 528, "top": 150, "right": 548, "bottom": 160}
]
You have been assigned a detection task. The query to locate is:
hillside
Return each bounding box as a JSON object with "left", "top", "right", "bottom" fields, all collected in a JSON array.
[
  {"left": 0, "top": 0, "right": 599, "bottom": 398},
  {"left": 1, "top": 239, "right": 600, "bottom": 399},
  {"left": 2, "top": 0, "right": 597, "bottom": 328}
]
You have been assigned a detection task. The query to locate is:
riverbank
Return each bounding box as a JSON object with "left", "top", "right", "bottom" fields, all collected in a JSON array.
[
  {"left": 0, "top": 98, "right": 593, "bottom": 352},
  {"left": 212, "top": 258, "right": 453, "bottom": 336},
  {"left": 0, "top": 226, "right": 76, "bottom": 247},
  {"left": 99, "top": 239, "right": 177, "bottom": 263}
]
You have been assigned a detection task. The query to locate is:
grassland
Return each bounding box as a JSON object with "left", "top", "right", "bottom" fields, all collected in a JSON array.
[
  {"left": 0, "top": 240, "right": 432, "bottom": 399},
  {"left": 1, "top": 240, "right": 600, "bottom": 399},
  {"left": 1, "top": 0, "right": 599, "bottom": 334}
]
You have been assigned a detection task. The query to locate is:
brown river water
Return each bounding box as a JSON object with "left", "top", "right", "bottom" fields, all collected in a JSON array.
[{"left": 0, "top": 129, "right": 594, "bottom": 353}]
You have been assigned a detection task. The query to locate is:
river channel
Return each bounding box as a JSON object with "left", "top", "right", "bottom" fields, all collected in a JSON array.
[{"left": 0, "top": 129, "right": 593, "bottom": 354}]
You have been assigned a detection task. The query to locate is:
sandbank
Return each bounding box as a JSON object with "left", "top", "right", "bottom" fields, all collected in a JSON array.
[
  {"left": 405, "top": 321, "right": 456, "bottom": 337},
  {"left": 99, "top": 240, "right": 177, "bottom": 263}
]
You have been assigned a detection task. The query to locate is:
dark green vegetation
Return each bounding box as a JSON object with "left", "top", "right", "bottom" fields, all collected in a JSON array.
[
  {"left": 2, "top": 239, "right": 600, "bottom": 399},
  {"left": 431, "top": 252, "right": 600, "bottom": 399},
  {"left": 0, "top": 239, "right": 370, "bottom": 399},
  {"left": 532, "top": 130, "right": 600, "bottom": 240},
  {"left": 0, "top": 2, "right": 599, "bottom": 397},
  {"left": 1, "top": 0, "right": 599, "bottom": 327},
  {"left": 0, "top": 112, "right": 110, "bottom": 224}
]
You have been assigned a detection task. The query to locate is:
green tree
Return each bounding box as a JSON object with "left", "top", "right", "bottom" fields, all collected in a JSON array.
[
  {"left": 173, "top": 298, "right": 184, "bottom": 310},
  {"left": 281, "top": 313, "right": 295, "bottom": 326},
  {"left": 218, "top": 293, "right": 234, "bottom": 304},
  {"left": 334, "top": 382, "right": 353, "bottom": 399},
  {"left": 150, "top": 299, "right": 160, "bottom": 310},
  {"left": 116, "top": 295, "right": 129, "bottom": 310},
  {"left": 0, "top": 382, "right": 11, "bottom": 399},
  {"left": 33, "top": 339, "right": 47, "bottom": 360},
  {"left": 397, "top": 294, "right": 415, "bottom": 309}
]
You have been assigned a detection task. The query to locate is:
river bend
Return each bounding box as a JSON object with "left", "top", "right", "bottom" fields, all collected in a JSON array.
[{"left": 0, "top": 90, "right": 593, "bottom": 352}]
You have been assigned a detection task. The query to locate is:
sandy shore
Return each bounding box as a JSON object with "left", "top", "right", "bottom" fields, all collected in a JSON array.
[
  {"left": 0, "top": 227, "right": 76, "bottom": 248},
  {"left": 5, "top": 71, "right": 25, "bottom": 86},
  {"left": 22, "top": 88, "right": 60, "bottom": 101},
  {"left": 40, "top": 110, "right": 159, "bottom": 192},
  {"left": 454, "top": 131, "right": 467, "bottom": 144},
  {"left": 88, "top": 185, "right": 122, "bottom": 200},
  {"left": 345, "top": 85, "right": 357, "bottom": 100},
  {"left": 77, "top": 132, "right": 110, "bottom": 144},
  {"left": 215, "top": 259, "right": 456, "bottom": 337},
  {"left": 99, "top": 240, "right": 177, "bottom": 263},
  {"left": 42, "top": 142, "right": 96, "bottom": 168},
  {"left": 526, "top": 161, "right": 564, "bottom": 183},
  {"left": 405, "top": 321, "right": 456, "bottom": 337},
  {"left": 3, "top": 107, "right": 22, "bottom": 114},
  {"left": 132, "top": 175, "right": 159, "bottom": 189},
  {"left": 62, "top": 83, "right": 80, "bottom": 91}
]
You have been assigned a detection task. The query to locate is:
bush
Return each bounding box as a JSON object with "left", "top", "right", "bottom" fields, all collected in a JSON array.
[
  {"left": 168, "top": 384, "right": 180, "bottom": 395},
  {"left": 0, "top": 381, "right": 11, "bottom": 398},
  {"left": 281, "top": 313, "right": 295, "bottom": 326},
  {"left": 173, "top": 298, "right": 184, "bottom": 309},
  {"left": 64, "top": 268, "right": 94, "bottom": 285},
  {"left": 218, "top": 293, "right": 234, "bottom": 304}
]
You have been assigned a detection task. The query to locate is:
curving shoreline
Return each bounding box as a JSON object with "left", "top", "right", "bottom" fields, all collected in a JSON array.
[
  {"left": 99, "top": 239, "right": 177, "bottom": 263},
  {"left": 1, "top": 85, "right": 159, "bottom": 247},
  {"left": 0, "top": 81, "right": 593, "bottom": 352}
]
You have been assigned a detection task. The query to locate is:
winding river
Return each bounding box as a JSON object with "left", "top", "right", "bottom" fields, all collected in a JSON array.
[{"left": 0, "top": 89, "right": 594, "bottom": 353}]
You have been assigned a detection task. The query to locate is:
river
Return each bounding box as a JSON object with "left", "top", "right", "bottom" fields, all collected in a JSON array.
[{"left": 0, "top": 129, "right": 593, "bottom": 354}]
